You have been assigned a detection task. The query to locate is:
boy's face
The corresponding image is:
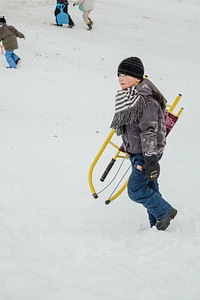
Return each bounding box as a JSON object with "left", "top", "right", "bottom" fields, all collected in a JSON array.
[{"left": 118, "top": 74, "right": 141, "bottom": 89}]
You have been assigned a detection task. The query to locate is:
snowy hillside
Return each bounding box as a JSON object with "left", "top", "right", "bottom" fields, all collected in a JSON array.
[{"left": 0, "top": 0, "right": 200, "bottom": 299}]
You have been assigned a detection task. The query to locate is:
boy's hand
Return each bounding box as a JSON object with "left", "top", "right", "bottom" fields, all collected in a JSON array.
[{"left": 143, "top": 155, "right": 160, "bottom": 180}]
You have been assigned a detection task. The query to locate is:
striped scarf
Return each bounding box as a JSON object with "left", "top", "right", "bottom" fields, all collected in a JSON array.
[{"left": 110, "top": 86, "right": 147, "bottom": 135}]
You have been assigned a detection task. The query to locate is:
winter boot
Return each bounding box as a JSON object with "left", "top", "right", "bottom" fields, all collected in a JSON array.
[
  {"left": 87, "top": 22, "right": 92, "bottom": 30},
  {"left": 87, "top": 18, "right": 93, "bottom": 30},
  {"left": 89, "top": 18, "right": 94, "bottom": 26},
  {"left": 156, "top": 208, "right": 177, "bottom": 231},
  {"left": 15, "top": 58, "right": 21, "bottom": 65}
]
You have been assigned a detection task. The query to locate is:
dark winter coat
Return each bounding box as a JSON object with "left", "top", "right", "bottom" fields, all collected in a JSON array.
[
  {"left": 0, "top": 23, "right": 24, "bottom": 50},
  {"left": 112, "top": 79, "right": 167, "bottom": 156}
]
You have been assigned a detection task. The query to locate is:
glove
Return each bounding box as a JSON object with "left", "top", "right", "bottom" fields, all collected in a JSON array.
[{"left": 143, "top": 154, "right": 160, "bottom": 180}]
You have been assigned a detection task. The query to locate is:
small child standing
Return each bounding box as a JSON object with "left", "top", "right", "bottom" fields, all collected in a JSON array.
[
  {"left": 0, "top": 16, "right": 25, "bottom": 69},
  {"left": 73, "top": 0, "right": 94, "bottom": 30}
]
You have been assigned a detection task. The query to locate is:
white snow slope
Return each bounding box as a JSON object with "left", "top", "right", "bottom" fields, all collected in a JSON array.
[{"left": 0, "top": 0, "right": 200, "bottom": 299}]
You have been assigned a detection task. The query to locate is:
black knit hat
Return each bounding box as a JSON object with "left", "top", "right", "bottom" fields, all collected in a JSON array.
[
  {"left": 118, "top": 57, "right": 144, "bottom": 79},
  {"left": 0, "top": 16, "right": 6, "bottom": 23}
]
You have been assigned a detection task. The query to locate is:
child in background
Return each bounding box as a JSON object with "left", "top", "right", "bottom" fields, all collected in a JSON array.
[
  {"left": 54, "top": 0, "right": 75, "bottom": 28},
  {"left": 0, "top": 16, "right": 25, "bottom": 69},
  {"left": 73, "top": 0, "right": 94, "bottom": 30}
]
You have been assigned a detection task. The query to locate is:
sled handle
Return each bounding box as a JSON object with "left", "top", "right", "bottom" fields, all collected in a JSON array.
[{"left": 100, "top": 158, "right": 116, "bottom": 182}]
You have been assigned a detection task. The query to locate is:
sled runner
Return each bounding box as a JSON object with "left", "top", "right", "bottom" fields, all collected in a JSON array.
[{"left": 88, "top": 93, "right": 184, "bottom": 205}]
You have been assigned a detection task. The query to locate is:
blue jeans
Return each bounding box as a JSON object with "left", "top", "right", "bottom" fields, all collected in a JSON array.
[
  {"left": 5, "top": 50, "right": 19, "bottom": 68},
  {"left": 127, "top": 154, "right": 172, "bottom": 227}
]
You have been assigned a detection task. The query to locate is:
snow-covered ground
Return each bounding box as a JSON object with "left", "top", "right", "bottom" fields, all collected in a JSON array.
[{"left": 0, "top": 0, "right": 200, "bottom": 299}]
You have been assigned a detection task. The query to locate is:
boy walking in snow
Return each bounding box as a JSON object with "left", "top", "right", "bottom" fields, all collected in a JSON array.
[
  {"left": 0, "top": 16, "right": 25, "bottom": 69},
  {"left": 110, "top": 57, "right": 177, "bottom": 230},
  {"left": 73, "top": 0, "right": 94, "bottom": 30}
]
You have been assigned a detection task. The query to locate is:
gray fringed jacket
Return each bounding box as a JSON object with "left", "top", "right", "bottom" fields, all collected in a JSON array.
[{"left": 110, "top": 78, "right": 167, "bottom": 156}]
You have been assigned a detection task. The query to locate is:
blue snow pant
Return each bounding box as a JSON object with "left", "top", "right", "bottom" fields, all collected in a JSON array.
[
  {"left": 127, "top": 154, "right": 172, "bottom": 227},
  {"left": 5, "top": 50, "right": 19, "bottom": 68}
]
